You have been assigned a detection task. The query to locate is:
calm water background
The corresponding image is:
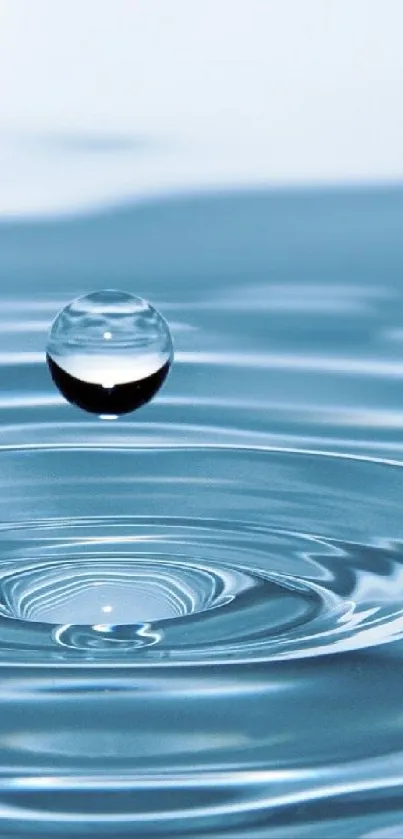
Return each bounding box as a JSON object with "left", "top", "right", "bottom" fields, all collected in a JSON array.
[{"left": 0, "top": 186, "right": 402, "bottom": 836}]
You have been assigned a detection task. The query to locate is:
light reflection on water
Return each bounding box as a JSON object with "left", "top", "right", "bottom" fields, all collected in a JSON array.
[{"left": 0, "top": 187, "right": 402, "bottom": 837}]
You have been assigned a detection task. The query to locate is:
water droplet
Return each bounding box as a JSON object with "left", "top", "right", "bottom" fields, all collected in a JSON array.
[{"left": 46, "top": 289, "right": 173, "bottom": 416}]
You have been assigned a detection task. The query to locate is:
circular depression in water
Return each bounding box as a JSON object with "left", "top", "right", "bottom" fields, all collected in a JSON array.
[{"left": 0, "top": 558, "right": 240, "bottom": 625}]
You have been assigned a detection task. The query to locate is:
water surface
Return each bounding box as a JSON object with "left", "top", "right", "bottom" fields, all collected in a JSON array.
[{"left": 0, "top": 187, "right": 403, "bottom": 837}]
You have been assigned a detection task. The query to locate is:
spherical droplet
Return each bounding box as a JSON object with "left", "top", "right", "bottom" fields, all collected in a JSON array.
[{"left": 46, "top": 290, "right": 173, "bottom": 416}]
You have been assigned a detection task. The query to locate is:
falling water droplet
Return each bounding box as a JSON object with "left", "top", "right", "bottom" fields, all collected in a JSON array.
[{"left": 46, "top": 289, "right": 173, "bottom": 416}]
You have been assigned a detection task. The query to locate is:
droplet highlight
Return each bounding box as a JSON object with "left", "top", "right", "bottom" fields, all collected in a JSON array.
[{"left": 46, "top": 289, "right": 173, "bottom": 415}]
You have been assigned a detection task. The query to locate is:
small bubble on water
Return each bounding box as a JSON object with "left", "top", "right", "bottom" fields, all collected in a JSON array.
[{"left": 46, "top": 289, "right": 173, "bottom": 416}]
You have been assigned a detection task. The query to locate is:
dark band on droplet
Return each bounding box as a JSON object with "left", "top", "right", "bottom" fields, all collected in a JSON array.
[{"left": 46, "top": 355, "right": 171, "bottom": 415}]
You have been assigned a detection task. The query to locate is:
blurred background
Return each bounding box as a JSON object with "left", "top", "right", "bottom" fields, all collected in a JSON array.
[
  {"left": 1, "top": 0, "right": 402, "bottom": 217},
  {"left": 0, "top": 0, "right": 403, "bottom": 450}
]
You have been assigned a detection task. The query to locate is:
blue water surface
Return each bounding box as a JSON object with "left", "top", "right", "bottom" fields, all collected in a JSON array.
[{"left": 0, "top": 187, "right": 402, "bottom": 837}]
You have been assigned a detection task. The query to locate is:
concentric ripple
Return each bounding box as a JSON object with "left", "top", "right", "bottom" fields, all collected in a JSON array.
[
  {"left": 0, "top": 443, "right": 401, "bottom": 666},
  {"left": 1, "top": 188, "right": 403, "bottom": 837},
  {"left": 0, "top": 442, "right": 403, "bottom": 837}
]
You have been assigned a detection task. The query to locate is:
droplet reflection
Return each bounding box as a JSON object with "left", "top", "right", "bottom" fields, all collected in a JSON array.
[{"left": 46, "top": 289, "right": 173, "bottom": 416}]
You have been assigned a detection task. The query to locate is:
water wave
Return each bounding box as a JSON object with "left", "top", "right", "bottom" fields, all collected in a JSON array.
[{"left": 1, "top": 188, "right": 403, "bottom": 836}]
